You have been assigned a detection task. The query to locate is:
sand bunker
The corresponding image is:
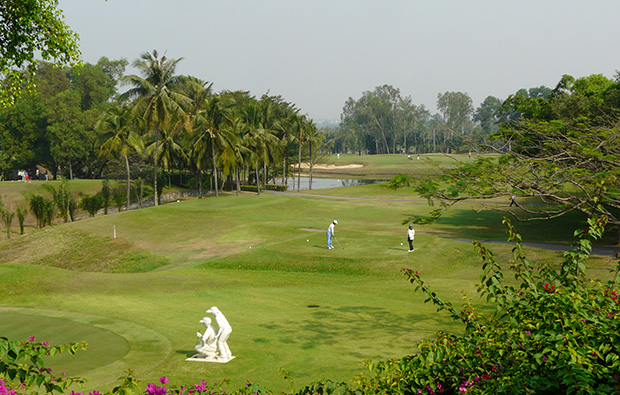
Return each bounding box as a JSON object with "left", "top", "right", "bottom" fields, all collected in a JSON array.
[{"left": 297, "top": 163, "right": 363, "bottom": 170}]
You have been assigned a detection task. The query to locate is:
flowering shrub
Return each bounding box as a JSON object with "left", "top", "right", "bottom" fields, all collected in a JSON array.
[
  {"left": 0, "top": 336, "right": 87, "bottom": 393},
  {"left": 354, "top": 216, "right": 620, "bottom": 394}
]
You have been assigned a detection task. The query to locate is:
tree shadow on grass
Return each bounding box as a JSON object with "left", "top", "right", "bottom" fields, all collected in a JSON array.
[
  {"left": 254, "top": 305, "right": 455, "bottom": 360},
  {"left": 434, "top": 208, "right": 586, "bottom": 244}
]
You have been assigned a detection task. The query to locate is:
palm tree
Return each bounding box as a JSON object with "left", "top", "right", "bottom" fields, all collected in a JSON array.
[
  {"left": 179, "top": 76, "right": 213, "bottom": 198},
  {"left": 121, "top": 50, "right": 189, "bottom": 206},
  {"left": 273, "top": 106, "right": 301, "bottom": 187},
  {"left": 240, "top": 101, "right": 278, "bottom": 194},
  {"left": 303, "top": 119, "right": 325, "bottom": 190},
  {"left": 96, "top": 105, "right": 144, "bottom": 210},
  {"left": 200, "top": 95, "right": 235, "bottom": 197}
]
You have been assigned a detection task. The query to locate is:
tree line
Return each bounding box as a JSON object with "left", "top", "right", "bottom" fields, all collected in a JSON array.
[
  {"left": 331, "top": 85, "right": 511, "bottom": 156},
  {"left": 0, "top": 51, "right": 325, "bottom": 206}
]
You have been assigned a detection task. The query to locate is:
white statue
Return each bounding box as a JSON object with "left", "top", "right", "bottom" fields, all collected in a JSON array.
[
  {"left": 187, "top": 306, "right": 234, "bottom": 363},
  {"left": 195, "top": 317, "right": 217, "bottom": 357},
  {"left": 206, "top": 306, "right": 233, "bottom": 360}
]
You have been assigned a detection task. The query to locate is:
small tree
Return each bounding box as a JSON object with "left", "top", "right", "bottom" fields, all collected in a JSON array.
[
  {"left": 113, "top": 186, "right": 125, "bottom": 213},
  {"left": 357, "top": 216, "right": 620, "bottom": 394},
  {"left": 133, "top": 177, "right": 144, "bottom": 208},
  {"left": 79, "top": 193, "right": 104, "bottom": 217},
  {"left": 101, "top": 179, "right": 111, "bottom": 214},
  {"left": 25, "top": 194, "right": 55, "bottom": 228},
  {"left": 43, "top": 179, "right": 74, "bottom": 222},
  {"left": 16, "top": 207, "right": 26, "bottom": 235},
  {"left": 0, "top": 206, "right": 14, "bottom": 239}
]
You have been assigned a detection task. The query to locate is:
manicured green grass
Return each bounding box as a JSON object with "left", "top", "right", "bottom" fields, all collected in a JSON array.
[
  {"left": 310, "top": 153, "right": 490, "bottom": 178},
  {"left": 0, "top": 180, "right": 615, "bottom": 393}
]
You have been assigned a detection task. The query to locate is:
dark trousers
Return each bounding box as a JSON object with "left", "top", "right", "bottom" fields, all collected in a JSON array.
[{"left": 408, "top": 238, "right": 413, "bottom": 250}]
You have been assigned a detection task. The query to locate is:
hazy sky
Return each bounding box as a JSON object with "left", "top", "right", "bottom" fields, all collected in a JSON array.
[{"left": 57, "top": 0, "right": 620, "bottom": 120}]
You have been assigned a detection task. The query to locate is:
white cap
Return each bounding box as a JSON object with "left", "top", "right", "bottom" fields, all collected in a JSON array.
[
  {"left": 333, "top": 220, "right": 338, "bottom": 224},
  {"left": 206, "top": 306, "right": 219, "bottom": 314},
  {"left": 199, "top": 317, "right": 211, "bottom": 324}
]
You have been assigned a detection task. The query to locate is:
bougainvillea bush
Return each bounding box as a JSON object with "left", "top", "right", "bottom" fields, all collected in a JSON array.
[{"left": 356, "top": 216, "right": 620, "bottom": 394}]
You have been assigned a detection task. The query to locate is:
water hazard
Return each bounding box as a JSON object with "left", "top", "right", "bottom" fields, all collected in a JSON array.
[{"left": 280, "top": 177, "right": 383, "bottom": 190}]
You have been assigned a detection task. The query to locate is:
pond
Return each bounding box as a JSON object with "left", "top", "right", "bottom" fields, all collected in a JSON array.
[{"left": 279, "top": 176, "right": 384, "bottom": 190}]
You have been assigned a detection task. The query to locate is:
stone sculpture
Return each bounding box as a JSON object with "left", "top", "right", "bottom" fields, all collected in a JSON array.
[
  {"left": 186, "top": 306, "right": 234, "bottom": 363},
  {"left": 194, "top": 317, "right": 217, "bottom": 357},
  {"left": 206, "top": 306, "right": 233, "bottom": 361}
]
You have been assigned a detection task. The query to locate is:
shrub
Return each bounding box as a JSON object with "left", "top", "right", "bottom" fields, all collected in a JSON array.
[
  {"left": 239, "top": 184, "right": 287, "bottom": 192},
  {"left": 43, "top": 179, "right": 74, "bottom": 223},
  {"left": 0, "top": 336, "right": 87, "bottom": 394},
  {"left": 113, "top": 186, "right": 125, "bottom": 212},
  {"left": 25, "top": 194, "right": 55, "bottom": 229},
  {"left": 101, "top": 179, "right": 111, "bottom": 215},
  {"left": 356, "top": 216, "right": 620, "bottom": 394},
  {"left": 16, "top": 207, "right": 26, "bottom": 235},
  {"left": 80, "top": 193, "right": 104, "bottom": 217},
  {"left": 0, "top": 206, "right": 14, "bottom": 239},
  {"left": 240, "top": 185, "right": 258, "bottom": 192},
  {"left": 263, "top": 184, "right": 288, "bottom": 192}
]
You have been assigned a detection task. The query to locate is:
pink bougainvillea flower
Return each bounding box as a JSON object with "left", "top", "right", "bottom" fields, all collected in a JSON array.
[
  {"left": 89, "top": 391, "right": 100, "bottom": 395},
  {"left": 42, "top": 341, "right": 49, "bottom": 346},
  {"left": 29, "top": 336, "right": 35, "bottom": 342},
  {"left": 160, "top": 377, "right": 169, "bottom": 385}
]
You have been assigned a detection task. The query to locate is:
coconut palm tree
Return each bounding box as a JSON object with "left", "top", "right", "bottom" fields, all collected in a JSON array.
[
  {"left": 96, "top": 104, "right": 144, "bottom": 210},
  {"left": 239, "top": 101, "right": 279, "bottom": 194},
  {"left": 303, "top": 119, "right": 325, "bottom": 190},
  {"left": 121, "top": 50, "right": 189, "bottom": 206},
  {"left": 179, "top": 77, "right": 213, "bottom": 198}
]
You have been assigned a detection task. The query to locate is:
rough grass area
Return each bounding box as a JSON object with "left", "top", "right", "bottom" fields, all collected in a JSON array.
[{"left": 0, "top": 226, "right": 170, "bottom": 272}]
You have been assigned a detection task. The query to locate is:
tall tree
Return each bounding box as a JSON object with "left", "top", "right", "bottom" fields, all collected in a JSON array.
[
  {"left": 0, "top": 0, "right": 81, "bottom": 106},
  {"left": 122, "top": 50, "right": 189, "bottom": 206},
  {"left": 96, "top": 104, "right": 143, "bottom": 210},
  {"left": 436, "top": 91, "right": 473, "bottom": 135},
  {"left": 393, "top": 73, "right": 620, "bottom": 242},
  {"left": 474, "top": 96, "right": 503, "bottom": 134}
]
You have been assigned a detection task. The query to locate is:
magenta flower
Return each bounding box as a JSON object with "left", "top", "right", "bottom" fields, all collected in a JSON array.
[
  {"left": 160, "top": 377, "right": 169, "bottom": 385},
  {"left": 28, "top": 336, "right": 35, "bottom": 342},
  {"left": 89, "top": 391, "right": 100, "bottom": 395},
  {"left": 42, "top": 341, "right": 49, "bottom": 346}
]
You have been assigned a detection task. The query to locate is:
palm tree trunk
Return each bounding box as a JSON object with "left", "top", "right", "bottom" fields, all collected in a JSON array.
[
  {"left": 297, "top": 131, "right": 302, "bottom": 191},
  {"left": 235, "top": 167, "right": 240, "bottom": 196},
  {"left": 69, "top": 161, "right": 73, "bottom": 180},
  {"left": 255, "top": 164, "right": 260, "bottom": 195},
  {"left": 124, "top": 154, "right": 131, "bottom": 211},
  {"left": 309, "top": 142, "right": 313, "bottom": 190},
  {"left": 197, "top": 170, "right": 203, "bottom": 199},
  {"left": 154, "top": 123, "right": 160, "bottom": 206},
  {"left": 211, "top": 141, "right": 219, "bottom": 197}
]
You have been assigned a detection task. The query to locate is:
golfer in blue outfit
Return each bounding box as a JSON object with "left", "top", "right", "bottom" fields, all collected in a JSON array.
[{"left": 327, "top": 220, "right": 338, "bottom": 249}]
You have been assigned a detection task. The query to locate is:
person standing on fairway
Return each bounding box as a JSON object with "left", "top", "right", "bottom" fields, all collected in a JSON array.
[
  {"left": 407, "top": 224, "right": 415, "bottom": 252},
  {"left": 327, "top": 220, "right": 338, "bottom": 249}
]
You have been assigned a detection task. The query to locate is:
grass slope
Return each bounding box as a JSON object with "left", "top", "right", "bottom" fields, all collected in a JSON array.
[{"left": 0, "top": 180, "right": 615, "bottom": 393}]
